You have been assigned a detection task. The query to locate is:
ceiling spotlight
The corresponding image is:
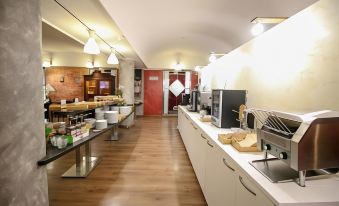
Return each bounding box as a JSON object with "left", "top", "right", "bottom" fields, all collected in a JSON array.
[
  {"left": 250, "top": 17, "right": 287, "bottom": 36},
  {"left": 209, "top": 52, "right": 225, "bottom": 63},
  {"left": 209, "top": 53, "right": 217, "bottom": 63},
  {"left": 84, "top": 30, "right": 100, "bottom": 54},
  {"left": 251, "top": 23, "right": 264, "bottom": 36},
  {"left": 86, "top": 61, "right": 94, "bottom": 69},
  {"left": 107, "top": 48, "right": 119, "bottom": 64},
  {"left": 42, "top": 60, "right": 51, "bottom": 68}
]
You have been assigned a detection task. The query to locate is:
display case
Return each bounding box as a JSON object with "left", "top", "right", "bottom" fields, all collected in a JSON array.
[{"left": 84, "top": 70, "right": 115, "bottom": 101}]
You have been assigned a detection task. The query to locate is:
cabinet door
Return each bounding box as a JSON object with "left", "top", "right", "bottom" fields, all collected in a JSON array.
[
  {"left": 178, "top": 108, "right": 183, "bottom": 133},
  {"left": 189, "top": 125, "right": 207, "bottom": 192},
  {"left": 236, "top": 172, "right": 274, "bottom": 206},
  {"left": 205, "top": 143, "right": 237, "bottom": 206}
]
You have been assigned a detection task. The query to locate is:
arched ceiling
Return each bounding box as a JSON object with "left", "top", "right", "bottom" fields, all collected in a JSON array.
[
  {"left": 100, "top": 0, "right": 317, "bottom": 69},
  {"left": 41, "top": 0, "right": 318, "bottom": 70}
]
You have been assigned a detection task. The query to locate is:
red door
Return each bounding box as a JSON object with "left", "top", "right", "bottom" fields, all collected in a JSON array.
[{"left": 144, "top": 70, "right": 163, "bottom": 116}]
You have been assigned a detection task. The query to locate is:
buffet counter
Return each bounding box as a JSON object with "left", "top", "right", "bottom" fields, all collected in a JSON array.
[
  {"left": 178, "top": 105, "right": 339, "bottom": 206},
  {"left": 38, "top": 108, "right": 134, "bottom": 178}
]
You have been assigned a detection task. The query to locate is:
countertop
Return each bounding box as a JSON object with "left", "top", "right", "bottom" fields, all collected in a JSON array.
[{"left": 179, "top": 106, "right": 339, "bottom": 206}]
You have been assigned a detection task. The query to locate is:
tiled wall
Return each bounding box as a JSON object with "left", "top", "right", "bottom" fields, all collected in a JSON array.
[{"left": 45, "top": 67, "right": 88, "bottom": 102}]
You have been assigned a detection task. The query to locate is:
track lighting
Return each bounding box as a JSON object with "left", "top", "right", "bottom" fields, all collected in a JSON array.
[
  {"left": 107, "top": 48, "right": 119, "bottom": 64},
  {"left": 84, "top": 30, "right": 100, "bottom": 54}
]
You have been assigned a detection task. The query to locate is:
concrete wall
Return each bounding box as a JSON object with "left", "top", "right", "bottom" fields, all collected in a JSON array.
[
  {"left": 45, "top": 67, "right": 89, "bottom": 102},
  {"left": 0, "top": 0, "right": 48, "bottom": 205},
  {"left": 201, "top": 0, "right": 339, "bottom": 113},
  {"left": 119, "top": 59, "right": 135, "bottom": 104}
]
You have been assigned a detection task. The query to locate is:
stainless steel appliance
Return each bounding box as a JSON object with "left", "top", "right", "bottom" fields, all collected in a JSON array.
[
  {"left": 188, "top": 90, "right": 198, "bottom": 112},
  {"left": 181, "top": 93, "right": 190, "bottom": 106},
  {"left": 211, "top": 89, "right": 246, "bottom": 128},
  {"left": 198, "top": 91, "right": 211, "bottom": 113},
  {"left": 249, "top": 109, "right": 339, "bottom": 187}
]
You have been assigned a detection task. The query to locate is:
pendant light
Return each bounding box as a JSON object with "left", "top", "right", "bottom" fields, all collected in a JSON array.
[
  {"left": 107, "top": 48, "right": 119, "bottom": 64},
  {"left": 173, "top": 63, "right": 184, "bottom": 71},
  {"left": 84, "top": 30, "right": 100, "bottom": 54}
]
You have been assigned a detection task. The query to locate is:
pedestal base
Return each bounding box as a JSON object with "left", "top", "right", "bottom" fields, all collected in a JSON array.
[{"left": 62, "top": 156, "right": 101, "bottom": 178}]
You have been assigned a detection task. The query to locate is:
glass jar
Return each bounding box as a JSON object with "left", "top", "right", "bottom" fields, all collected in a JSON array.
[
  {"left": 58, "top": 122, "right": 66, "bottom": 135},
  {"left": 67, "top": 126, "right": 76, "bottom": 139}
]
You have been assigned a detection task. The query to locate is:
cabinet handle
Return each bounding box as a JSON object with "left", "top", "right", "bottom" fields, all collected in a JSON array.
[
  {"left": 207, "top": 141, "right": 214, "bottom": 148},
  {"left": 201, "top": 134, "right": 207, "bottom": 139},
  {"left": 185, "top": 115, "right": 189, "bottom": 120},
  {"left": 191, "top": 122, "right": 198, "bottom": 130},
  {"left": 222, "top": 158, "right": 235, "bottom": 172},
  {"left": 239, "top": 176, "right": 256, "bottom": 196}
]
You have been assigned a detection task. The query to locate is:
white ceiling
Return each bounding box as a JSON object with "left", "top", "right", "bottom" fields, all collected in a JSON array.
[
  {"left": 41, "top": 0, "right": 318, "bottom": 70},
  {"left": 42, "top": 22, "right": 83, "bottom": 53},
  {"left": 40, "top": 0, "right": 146, "bottom": 68},
  {"left": 100, "top": 0, "right": 318, "bottom": 70}
]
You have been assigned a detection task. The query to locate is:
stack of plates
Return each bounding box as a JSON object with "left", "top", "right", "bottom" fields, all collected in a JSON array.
[
  {"left": 95, "top": 108, "right": 103, "bottom": 112},
  {"left": 103, "top": 105, "right": 110, "bottom": 111},
  {"left": 110, "top": 106, "right": 120, "bottom": 113},
  {"left": 95, "top": 111, "right": 105, "bottom": 120},
  {"left": 84, "top": 118, "right": 96, "bottom": 128},
  {"left": 120, "top": 106, "right": 132, "bottom": 115},
  {"left": 104, "top": 111, "right": 118, "bottom": 124},
  {"left": 95, "top": 120, "right": 107, "bottom": 130}
]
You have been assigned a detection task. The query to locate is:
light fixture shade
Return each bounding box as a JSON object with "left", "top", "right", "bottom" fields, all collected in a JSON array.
[
  {"left": 107, "top": 49, "right": 119, "bottom": 64},
  {"left": 174, "top": 63, "right": 184, "bottom": 71},
  {"left": 251, "top": 23, "right": 264, "bottom": 36},
  {"left": 209, "top": 53, "right": 217, "bottom": 62},
  {"left": 84, "top": 30, "right": 100, "bottom": 54}
]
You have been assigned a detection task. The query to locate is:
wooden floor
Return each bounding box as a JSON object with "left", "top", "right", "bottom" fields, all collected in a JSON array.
[{"left": 47, "top": 116, "right": 207, "bottom": 206}]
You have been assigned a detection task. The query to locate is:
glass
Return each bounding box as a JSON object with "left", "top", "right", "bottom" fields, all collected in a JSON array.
[{"left": 99, "top": 81, "right": 111, "bottom": 95}]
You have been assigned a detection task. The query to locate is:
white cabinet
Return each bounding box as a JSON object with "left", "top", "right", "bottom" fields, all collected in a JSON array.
[
  {"left": 178, "top": 107, "right": 274, "bottom": 206},
  {"left": 204, "top": 140, "right": 237, "bottom": 206},
  {"left": 189, "top": 125, "right": 207, "bottom": 192},
  {"left": 236, "top": 172, "right": 274, "bottom": 206}
]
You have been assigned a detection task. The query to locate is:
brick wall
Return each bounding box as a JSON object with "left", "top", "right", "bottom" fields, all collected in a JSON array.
[{"left": 45, "top": 67, "right": 88, "bottom": 102}]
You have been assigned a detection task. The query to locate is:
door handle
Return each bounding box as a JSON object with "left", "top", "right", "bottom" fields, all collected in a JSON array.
[
  {"left": 222, "top": 158, "right": 235, "bottom": 172},
  {"left": 239, "top": 176, "right": 256, "bottom": 196},
  {"left": 207, "top": 141, "right": 214, "bottom": 148}
]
